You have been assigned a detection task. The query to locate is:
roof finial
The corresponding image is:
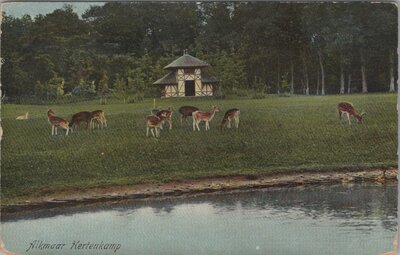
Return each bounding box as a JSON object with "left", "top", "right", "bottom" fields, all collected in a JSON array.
[{"left": 183, "top": 49, "right": 188, "bottom": 55}]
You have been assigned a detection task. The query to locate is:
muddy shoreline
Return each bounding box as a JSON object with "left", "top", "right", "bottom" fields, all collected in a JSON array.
[{"left": 1, "top": 168, "right": 397, "bottom": 217}]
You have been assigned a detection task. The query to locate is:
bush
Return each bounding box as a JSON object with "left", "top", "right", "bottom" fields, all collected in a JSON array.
[
  {"left": 234, "top": 89, "right": 249, "bottom": 97},
  {"left": 214, "top": 94, "right": 226, "bottom": 100},
  {"left": 127, "top": 93, "right": 145, "bottom": 104},
  {"left": 251, "top": 93, "right": 266, "bottom": 99},
  {"left": 278, "top": 93, "right": 291, "bottom": 97},
  {"left": 8, "top": 94, "right": 99, "bottom": 105}
]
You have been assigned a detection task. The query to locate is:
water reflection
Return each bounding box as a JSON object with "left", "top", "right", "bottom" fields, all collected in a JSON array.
[
  {"left": 3, "top": 183, "right": 397, "bottom": 232},
  {"left": 1, "top": 183, "right": 397, "bottom": 255}
]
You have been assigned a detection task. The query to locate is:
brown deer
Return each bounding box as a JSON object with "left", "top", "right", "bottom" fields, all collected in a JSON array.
[
  {"left": 337, "top": 102, "right": 366, "bottom": 124},
  {"left": 155, "top": 107, "right": 173, "bottom": 130},
  {"left": 179, "top": 106, "right": 199, "bottom": 126},
  {"left": 47, "top": 109, "right": 70, "bottom": 136},
  {"left": 146, "top": 115, "right": 165, "bottom": 138},
  {"left": 69, "top": 111, "right": 92, "bottom": 130},
  {"left": 90, "top": 110, "right": 107, "bottom": 129},
  {"left": 220, "top": 108, "right": 240, "bottom": 129},
  {"left": 192, "top": 105, "right": 219, "bottom": 131}
]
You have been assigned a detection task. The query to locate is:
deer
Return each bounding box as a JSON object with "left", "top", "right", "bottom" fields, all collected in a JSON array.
[
  {"left": 90, "top": 110, "right": 107, "bottom": 129},
  {"left": 337, "top": 102, "right": 366, "bottom": 125},
  {"left": 16, "top": 112, "right": 29, "bottom": 120},
  {"left": 192, "top": 105, "right": 219, "bottom": 131},
  {"left": 47, "top": 109, "right": 70, "bottom": 136},
  {"left": 146, "top": 114, "right": 165, "bottom": 138},
  {"left": 155, "top": 107, "right": 173, "bottom": 130},
  {"left": 179, "top": 106, "right": 199, "bottom": 126},
  {"left": 69, "top": 111, "right": 92, "bottom": 130},
  {"left": 220, "top": 108, "right": 240, "bottom": 129}
]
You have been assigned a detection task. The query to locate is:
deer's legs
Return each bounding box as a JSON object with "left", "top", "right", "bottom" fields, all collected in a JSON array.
[
  {"left": 150, "top": 128, "right": 155, "bottom": 137},
  {"left": 227, "top": 118, "right": 231, "bottom": 129},
  {"left": 338, "top": 111, "right": 345, "bottom": 124},
  {"left": 182, "top": 116, "right": 191, "bottom": 126},
  {"left": 65, "top": 126, "right": 69, "bottom": 136},
  {"left": 235, "top": 116, "right": 239, "bottom": 128},
  {"left": 146, "top": 127, "right": 150, "bottom": 137},
  {"left": 346, "top": 112, "right": 351, "bottom": 125},
  {"left": 51, "top": 125, "right": 55, "bottom": 135}
]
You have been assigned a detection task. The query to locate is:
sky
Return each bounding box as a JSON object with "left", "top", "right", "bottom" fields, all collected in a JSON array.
[{"left": 2, "top": 2, "right": 104, "bottom": 18}]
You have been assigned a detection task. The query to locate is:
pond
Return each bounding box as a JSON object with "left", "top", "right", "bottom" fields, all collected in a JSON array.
[{"left": 1, "top": 183, "right": 397, "bottom": 255}]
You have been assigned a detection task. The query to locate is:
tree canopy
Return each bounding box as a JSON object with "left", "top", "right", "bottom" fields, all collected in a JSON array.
[{"left": 1, "top": 2, "right": 397, "bottom": 101}]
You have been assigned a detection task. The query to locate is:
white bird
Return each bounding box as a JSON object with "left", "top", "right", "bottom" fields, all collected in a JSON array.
[{"left": 16, "top": 112, "right": 29, "bottom": 120}]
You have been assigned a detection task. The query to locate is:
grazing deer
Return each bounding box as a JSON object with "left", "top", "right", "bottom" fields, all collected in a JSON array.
[
  {"left": 179, "top": 106, "right": 199, "bottom": 126},
  {"left": 90, "top": 110, "right": 107, "bottom": 129},
  {"left": 337, "top": 102, "right": 366, "bottom": 125},
  {"left": 155, "top": 107, "right": 173, "bottom": 130},
  {"left": 146, "top": 115, "right": 165, "bottom": 138},
  {"left": 192, "top": 105, "right": 219, "bottom": 131},
  {"left": 220, "top": 108, "right": 240, "bottom": 129},
  {"left": 16, "top": 112, "right": 29, "bottom": 120},
  {"left": 69, "top": 111, "right": 92, "bottom": 130},
  {"left": 47, "top": 109, "right": 70, "bottom": 136}
]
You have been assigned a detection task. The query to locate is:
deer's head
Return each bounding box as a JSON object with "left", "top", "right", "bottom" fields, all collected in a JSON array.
[
  {"left": 47, "top": 109, "right": 55, "bottom": 116},
  {"left": 211, "top": 105, "right": 220, "bottom": 112},
  {"left": 357, "top": 112, "right": 367, "bottom": 124}
]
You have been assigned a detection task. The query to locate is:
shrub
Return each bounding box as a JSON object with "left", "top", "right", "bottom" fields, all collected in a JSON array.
[{"left": 251, "top": 93, "right": 266, "bottom": 99}]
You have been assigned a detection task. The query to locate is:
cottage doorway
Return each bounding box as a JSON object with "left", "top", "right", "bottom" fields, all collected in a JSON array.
[{"left": 185, "top": 80, "right": 195, "bottom": 96}]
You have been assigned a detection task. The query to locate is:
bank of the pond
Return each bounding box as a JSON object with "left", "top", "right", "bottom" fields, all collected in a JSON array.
[{"left": 2, "top": 167, "right": 397, "bottom": 216}]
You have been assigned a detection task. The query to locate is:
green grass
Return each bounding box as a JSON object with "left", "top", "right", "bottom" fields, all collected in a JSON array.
[{"left": 1, "top": 93, "right": 397, "bottom": 204}]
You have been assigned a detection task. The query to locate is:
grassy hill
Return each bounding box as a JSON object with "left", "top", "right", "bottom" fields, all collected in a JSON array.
[{"left": 1, "top": 93, "right": 397, "bottom": 204}]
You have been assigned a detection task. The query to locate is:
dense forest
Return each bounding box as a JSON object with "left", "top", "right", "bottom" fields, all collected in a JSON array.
[{"left": 1, "top": 2, "right": 397, "bottom": 102}]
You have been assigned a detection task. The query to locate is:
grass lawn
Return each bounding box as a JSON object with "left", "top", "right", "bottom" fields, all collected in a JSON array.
[{"left": 1, "top": 93, "right": 397, "bottom": 204}]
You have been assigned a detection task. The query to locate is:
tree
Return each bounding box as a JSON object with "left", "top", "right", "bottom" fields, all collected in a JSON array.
[
  {"left": 99, "top": 72, "right": 109, "bottom": 104},
  {"left": 214, "top": 51, "right": 246, "bottom": 94},
  {"left": 114, "top": 74, "right": 127, "bottom": 103},
  {"left": 1, "top": 2, "right": 397, "bottom": 101}
]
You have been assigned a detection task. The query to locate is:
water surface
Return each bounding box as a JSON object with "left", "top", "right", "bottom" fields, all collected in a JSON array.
[{"left": 2, "top": 183, "right": 397, "bottom": 255}]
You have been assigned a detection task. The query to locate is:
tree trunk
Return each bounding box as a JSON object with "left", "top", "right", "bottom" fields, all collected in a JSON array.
[
  {"left": 316, "top": 69, "right": 320, "bottom": 95},
  {"left": 318, "top": 50, "right": 325, "bottom": 95},
  {"left": 290, "top": 62, "right": 294, "bottom": 95},
  {"left": 302, "top": 53, "right": 309, "bottom": 95},
  {"left": 340, "top": 63, "right": 345, "bottom": 94},
  {"left": 347, "top": 73, "right": 352, "bottom": 94},
  {"left": 361, "top": 51, "right": 368, "bottom": 93},
  {"left": 389, "top": 50, "right": 395, "bottom": 92},
  {"left": 305, "top": 73, "right": 309, "bottom": 95},
  {"left": 277, "top": 59, "right": 281, "bottom": 94}
]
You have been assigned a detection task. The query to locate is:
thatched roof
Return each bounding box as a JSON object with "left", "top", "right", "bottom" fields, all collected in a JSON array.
[
  {"left": 202, "top": 71, "right": 219, "bottom": 84},
  {"left": 164, "top": 54, "right": 209, "bottom": 69},
  {"left": 153, "top": 72, "right": 176, "bottom": 85}
]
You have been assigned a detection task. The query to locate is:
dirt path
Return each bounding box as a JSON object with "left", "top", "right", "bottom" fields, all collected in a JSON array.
[{"left": 2, "top": 168, "right": 397, "bottom": 216}]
